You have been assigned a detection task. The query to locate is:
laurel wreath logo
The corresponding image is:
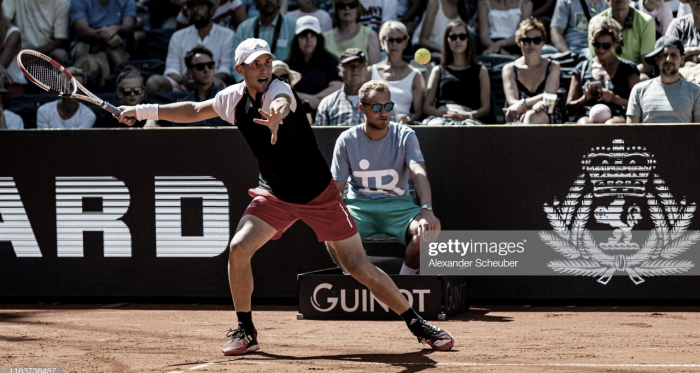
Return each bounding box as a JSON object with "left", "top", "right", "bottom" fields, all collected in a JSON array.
[{"left": 540, "top": 141, "right": 699, "bottom": 285}]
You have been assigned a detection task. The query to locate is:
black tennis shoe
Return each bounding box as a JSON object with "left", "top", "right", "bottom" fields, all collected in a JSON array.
[
  {"left": 409, "top": 318, "right": 454, "bottom": 351},
  {"left": 222, "top": 325, "right": 259, "bottom": 356}
]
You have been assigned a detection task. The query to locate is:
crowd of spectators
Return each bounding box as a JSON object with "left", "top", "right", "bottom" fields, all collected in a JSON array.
[{"left": 1, "top": 0, "right": 700, "bottom": 129}]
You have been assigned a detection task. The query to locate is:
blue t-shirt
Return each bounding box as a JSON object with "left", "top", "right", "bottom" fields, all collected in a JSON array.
[
  {"left": 70, "top": 0, "right": 137, "bottom": 29},
  {"left": 331, "top": 123, "right": 424, "bottom": 199}
]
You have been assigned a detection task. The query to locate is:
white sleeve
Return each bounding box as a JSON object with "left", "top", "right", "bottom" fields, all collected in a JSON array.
[
  {"left": 78, "top": 105, "right": 96, "bottom": 128},
  {"left": 164, "top": 32, "right": 183, "bottom": 76},
  {"left": 212, "top": 83, "right": 245, "bottom": 124},
  {"left": 217, "top": 29, "right": 235, "bottom": 76},
  {"left": 4, "top": 110, "right": 24, "bottom": 129},
  {"left": 264, "top": 80, "right": 297, "bottom": 113},
  {"left": 36, "top": 105, "right": 50, "bottom": 129},
  {"left": 382, "top": 0, "right": 398, "bottom": 22}
]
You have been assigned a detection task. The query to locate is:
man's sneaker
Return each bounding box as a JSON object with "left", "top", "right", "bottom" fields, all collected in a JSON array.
[
  {"left": 410, "top": 318, "right": 454, "bottom": 351},
  {"left": 222, "top": 327, "right": 259, "bottom": 356}
]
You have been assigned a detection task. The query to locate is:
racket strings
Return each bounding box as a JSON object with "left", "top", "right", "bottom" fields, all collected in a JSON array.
[{"left": 20, "top": 54, "right": 74, "bottom": 94}]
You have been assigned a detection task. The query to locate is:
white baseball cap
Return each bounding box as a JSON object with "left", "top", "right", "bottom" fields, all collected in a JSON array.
[
  {"left": 234, "top": 38, "right": 276, "bottom": 65},
  {"left": 295, "top": 15, "right": 322, "bottom": 35}
]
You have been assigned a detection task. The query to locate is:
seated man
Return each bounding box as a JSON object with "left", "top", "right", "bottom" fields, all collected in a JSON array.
[
  {"left": 70, "top": 0, "right": 137, "bottom": 65},
  {"left": 315, "top": 48, "right": 395, "bottom": 126},
  {"left": 627, "top": 36, "right": 700, "bottom": 124},
  {"left": 171, "top": 46, "right": 228, "bottom": 126},
  {"left": 331, "top": 80, "right": 440, "bottom": 275},
  {"left": 550, "top": 0, "right": 609, "bottom": 55},
  {"left": 146, "top": 0, "right": 234, "bottom": 97},
  {"left": 176, "top": 0, "right": 247, "bottom": 30},
  {"left": 36, "top": 67, "right": 96, "bottom": 129},
  {"left": 3, "top": 0, "right": 70, "bottom": 61}
]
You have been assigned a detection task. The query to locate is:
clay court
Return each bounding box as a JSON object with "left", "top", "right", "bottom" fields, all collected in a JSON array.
[{"left": 2, "top": 304, "right": 700, "bottom": 372}]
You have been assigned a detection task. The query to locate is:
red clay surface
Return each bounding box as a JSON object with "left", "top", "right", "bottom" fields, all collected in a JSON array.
[{"left": 2, "top": 304, "right": 700, "bottom": 372}]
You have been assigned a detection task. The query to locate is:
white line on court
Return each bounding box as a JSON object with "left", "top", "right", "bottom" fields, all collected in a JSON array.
[
  {"left": 167, "top": 360, "right": 700, "bottom": 370},
  {"left": 166, "top": 362, "right": 214, "bottom": 372}
]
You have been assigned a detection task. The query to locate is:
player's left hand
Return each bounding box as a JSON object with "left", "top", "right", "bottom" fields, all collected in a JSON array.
[
  {"left": 254, "top": 106, "right": 282, "bottom": 145},
  {"left": 418, "top": 211, "right": 441, "bottom": 242}
]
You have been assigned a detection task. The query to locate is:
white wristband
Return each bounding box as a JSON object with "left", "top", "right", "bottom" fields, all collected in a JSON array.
[{"left": 135, "top": 104, "right": 159, "bottom": 121}]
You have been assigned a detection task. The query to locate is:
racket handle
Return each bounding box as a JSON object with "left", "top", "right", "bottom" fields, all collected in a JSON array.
[{"left": 102, "top": 101, "right": 136, "bottom": 126}]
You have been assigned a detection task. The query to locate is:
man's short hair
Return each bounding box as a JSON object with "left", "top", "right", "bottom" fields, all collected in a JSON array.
[
  {"left": 589, "top": 17, "right": 622, "bottom": 44},
  {"left": 359, "top": 80, "right": 391, "bottom": 102},
  {"left": 185, "top": 46, "right": 214, "bottom": 68}
]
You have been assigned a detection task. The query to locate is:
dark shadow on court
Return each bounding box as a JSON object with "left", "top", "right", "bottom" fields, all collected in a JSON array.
[
  {"left": 450, "top": 308, "right": 514, "bottom": 322},
  {"left": 166, "top": 350, "right": 444, "bottom": 373}
]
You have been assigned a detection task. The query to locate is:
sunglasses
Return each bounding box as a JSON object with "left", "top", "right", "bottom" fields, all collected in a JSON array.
[
  {"left": 192, "top": 61, "right": 215, "bottom": 71},
  {"left": 448, "top": 33, "right": 468, "bottom": 41},
  {"left": 521, "top": 36, "right": 544, "bottom": 45},
  {"left": 592, "top": 41, "right": 612, "bottom": 50},
  {"left": 336, "top": 1, "right": 359, "bottom": 9},
  {"left": 362, "top": 102, "right": 395, "bottom": 113},
  {"left": 278, "top": 74, "right": 290, "bottom": 81},
  {"left": 384, "top": 36, "right": 407, "bottom": 44},
  {"left": 120, "top": 87, "right": 143, "bottom": 95}
]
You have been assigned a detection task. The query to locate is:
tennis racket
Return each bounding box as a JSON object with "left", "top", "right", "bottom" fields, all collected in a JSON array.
[{"left": 17, "top": 49, "right": 135, "bottom": 125}]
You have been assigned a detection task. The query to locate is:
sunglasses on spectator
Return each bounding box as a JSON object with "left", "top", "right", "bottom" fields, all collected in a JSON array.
[
  {"left": 384, "top": 36, "right": 407, "bottom": 44},
  {"left": 278, "top": 74, "right": 290, "bottom": 81},
  {"left": 448, "top": 33, "right": 468, "bottom": 41},
  {"left": 120, "top": 87, "right": 143, "bottom": 95},
  {"left": 521, "top": 36, "right": 544, "bottom": 45},
  {"left": 362, "top": 102, "right": 395, "bottom": 113},
  {"left": 592, "top": 41, "right": 612, "bottom": 50},
  {"left": 192, "top": 61, "right": 215, "bottom": 71},
  {"left": 336, "top": 1, "right": 359, "bottom": 9}
]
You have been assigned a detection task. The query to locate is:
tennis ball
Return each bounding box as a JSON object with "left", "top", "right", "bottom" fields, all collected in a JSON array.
[{"left": 414, "top": 48, "right": 431, "bottom": 65}]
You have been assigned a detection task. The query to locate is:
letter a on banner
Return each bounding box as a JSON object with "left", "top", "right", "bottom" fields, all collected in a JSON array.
[
  {"left": 155, "top": 176, "right": 229, "bottom": 257},
  {"left": 0, "top": 177, "right": 42, "bottom": 257},
  {"left": 56, "top": 176, "right": 132, "bottom": 257}
]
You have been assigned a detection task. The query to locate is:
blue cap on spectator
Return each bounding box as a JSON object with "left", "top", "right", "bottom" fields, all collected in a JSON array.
[{"left": 644, "top": 36, "right": 685, "bottom": 66}]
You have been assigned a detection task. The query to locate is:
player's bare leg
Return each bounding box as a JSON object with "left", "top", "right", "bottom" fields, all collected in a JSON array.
[
  {"left": 326, "top": 233, "right": 411, "bottom": 313},
  {"left": 326, "top": 233, "right": 454, "bottom": 351},
  {"left": 222, "top": 214, "right": 277, "bottom": 356}
]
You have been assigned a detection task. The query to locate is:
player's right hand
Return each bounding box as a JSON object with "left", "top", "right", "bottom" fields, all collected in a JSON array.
[{"left": 117, "top": 106, "right": 138, "bottom": 126}]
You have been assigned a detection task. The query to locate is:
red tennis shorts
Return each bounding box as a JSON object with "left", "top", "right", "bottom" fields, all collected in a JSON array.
[{"left": 243, "top": 178, "right": 358, "bottom": 242}]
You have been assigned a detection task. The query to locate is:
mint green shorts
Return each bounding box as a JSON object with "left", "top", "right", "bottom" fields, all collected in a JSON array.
[{"left": 343, "top": 196, "right": 421, "bottom": 245}]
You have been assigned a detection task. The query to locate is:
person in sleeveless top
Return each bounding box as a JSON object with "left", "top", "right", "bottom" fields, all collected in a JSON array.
[
  {"left": 502, "top": 18, "right": 562, "bottom": 124},
  {"left": 323, "top": 0, "right": 380, "bottom": 65},
  {"left": 478, "top": 0, "right": 533, "bottom": 55},
  {"left": 567, "top": 17, "right": 640, "bottom": 124},
  {"left": 422, "top": 20, "right": 490, "bottom": 124},
  {"left": 117, "top": 38, "right": 455, "bottom": 357},
  {"left": 370, "top": 21, "right": 425, "bottom": 123},
  {"left": 412, "top": 0, "right": 470, "bottom": 55}
]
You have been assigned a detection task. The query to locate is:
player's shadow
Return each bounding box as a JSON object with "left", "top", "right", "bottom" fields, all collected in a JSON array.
[
  {"left": 450, "top": 308, "right": 514, "bottom": 322},
  {"left": 250, "top": 350, "right": 442, "bottom": 373}
]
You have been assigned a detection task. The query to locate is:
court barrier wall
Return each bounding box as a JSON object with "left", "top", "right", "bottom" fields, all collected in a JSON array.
[{"left": 2, "top": 125, "right": 700, "bottom": 301}]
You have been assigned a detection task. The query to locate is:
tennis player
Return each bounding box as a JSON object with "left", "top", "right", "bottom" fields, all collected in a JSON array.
[{"left": 117, "top": 38, "right": 454, "bottom": 355}]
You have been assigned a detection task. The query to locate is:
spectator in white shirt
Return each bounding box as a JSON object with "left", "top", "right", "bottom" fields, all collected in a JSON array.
[
  {"left": 284, "top": 0, "right": 333, "bottom": 32},
  {"left": 0, "top": 103, "right": 24, "bottom": 130},
  {"left": 36, "top": 67, "right": 96, "bottom": 129},
  {"left": 146, "top": 0, "right": 234, "bottom": 97}
]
